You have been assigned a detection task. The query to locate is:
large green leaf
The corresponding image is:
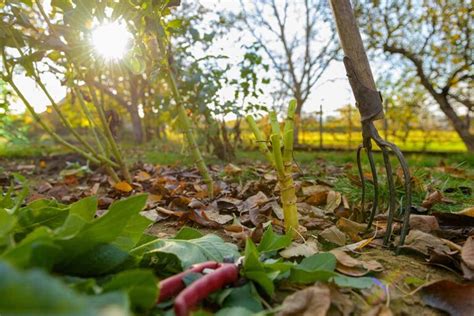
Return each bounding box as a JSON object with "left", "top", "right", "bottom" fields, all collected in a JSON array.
[
  {"left": 17, "top": 199, "right": 69, "bottom": 234},
  {"left": 133, "top": 233, "right": 239, "bottom": 271},
  {"left": 241, "top": 239, "right": 274, "bottom": 295},
  {"left": 0, "top": 210, "right": 16, "bottom": 238},
  {"left": 102, "top": 269, "right": 158, "bottom": 311},
  {"left": 0, "top": 261, "right": 130, "bottom": 316},
  {"left": 173, "top": 226, "right": 203, "bottom": 240},
  {"left": 289, "top": 253, "right": 338, "bottom": 284},
  {"left": 55, "top": 196, "right": 97, "bottom": 239},
  {"left": 1, "top": 227, "right": 60, "bottom": 269},
  {"left": 257, "top": 227, "right": 291, "bottom": 253},
  {"left": 218, "top": 283, "right": 263, "bottom": 312},
  {"left": 54, "top": 194, "right": 149, "bottom": 275}
]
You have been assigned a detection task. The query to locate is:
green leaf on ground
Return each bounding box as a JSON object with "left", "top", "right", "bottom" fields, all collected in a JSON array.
[
  {"left": 102, "top": 269, "right": 158, "bottom": 311},
  {"left": 174, "top": 226, "right": 204, "bottom": 240},
  {"left": 133, "top": 233, "right": 239, "bottom": 270},
  {"left": 54, "top": 194, "right": 149, "bottom": 275},
  {"left": 289, "top": 252, "right": 338, "bottom": 284},
  {"left": 0, "top": 261, "right": 130, "bottom": 316},
  {"left": 257, "top": 227, "right": 292, "bottom": 253},
  {"left": 242, "top": 238, "right": 275, "bottom": 295}
]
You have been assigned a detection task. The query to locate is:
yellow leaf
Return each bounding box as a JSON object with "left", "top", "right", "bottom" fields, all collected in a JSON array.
[
  {"left": 114, "top": 181, "right": 133, "bottom": 192},
  {"left": 459, "top": 207, "right": 474, "bottom": 217},
  {"left": 135, "top": 171, "right": 151, "bottom": 182},
  {"left": 39, "top": 160, "right": 47, "bottom": 169}
]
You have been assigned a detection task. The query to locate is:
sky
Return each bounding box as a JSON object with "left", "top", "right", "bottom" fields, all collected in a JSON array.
[{"left": 10, "top": 0, "right": 360, "bottom": 118}]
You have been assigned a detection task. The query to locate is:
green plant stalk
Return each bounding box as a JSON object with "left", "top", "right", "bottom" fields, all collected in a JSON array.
[
  {"left": 271, "top": 133, "right": 298, "bottom": 233},
  {"left": 74, "top": 86, "right": 120, "bottom": 183},
  {"left": 245, "top": 115, "right": 274, "bottom": 165},
  {"left": 34, "top": 79, "right": 118, "bottom": 168},
  {"left": 87, "top": 83, "right": 131, "bottom": 183},
  {"left": 155, "top": 32, "right": 213, "bottom": 198},
  {"left": 247, "top": 109, "right": 299, "bottom": 233},
  {"left": 282, "top": 100, "right": 297, "bottom": 170}
]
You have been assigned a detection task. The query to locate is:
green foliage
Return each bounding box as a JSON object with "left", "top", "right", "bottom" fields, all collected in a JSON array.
[
  {"left": 0, "top": 180, "right": 380, "bottom": 315},
  {"left": 133, "top": 232, "right": 239, "bottom": 272},
  {"left": 242, "top": 238, "right": 276, "bottom": 295},
  {"left": 0, "top": 262, "right": 130, "bottom": 316},
  {"left": 257, "top": 226, "right": 292, "bottom": 253},
  {"left": 102, "top": 269, "right": 158, "bottom": 311},
  {"left": 0, "top": 191, "right": 156, "bottom": 314},
  {"left": 289, "top": 253, "right": 337, "bottom": 284}
]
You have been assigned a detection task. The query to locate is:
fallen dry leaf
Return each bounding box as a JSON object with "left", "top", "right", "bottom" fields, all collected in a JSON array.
[
  {"left": 204, "top": 210, "right": 233, "bottom": 225},
  {"left": 114, "top": 181, "right": 133, "bottom": 193},
  {"left": 320, "top": 226, "right": 346, "bottom": 246},
  {"left": 458, "top": 207, "right": 474, "bottom": 217},
  {"left": 90, "top": 182, "right": 100, "bottom": 195},
  {"left": 305, "top": 190, "right": 328, "bottom": 206},
  {"left": 409, "top": 215, "right": 439, "bottom": 233},
  {"left": 421, "top": 190, "right": 443, "bottom": 209},
  {"left": 330, "top": 249, "right": 383, "bottom": 277},
  {"left": 224, "top": 163, "right": 242, "bottom": 175},
  {"left": 301, "top": 184, "right": 331, "bottom": 196},
  {"left": 325, "top": 191, "right": 342, "bottom": 212},
  {"left": 277, "top": 283, "right": 330, "bottom": 316},
  {"left": 461, "top": 236, "right": 474, "bottom": 270},
  {"left": 336, "top": 217, "right": 366, "bottom": 241},
  {"left": 280, "top": 240, "right": 319, "bottom": 258},
  {"left": 419, "top": 280, "right": 474, "bottom": 316},
  {"left": 135, "top": 171, "right": 151, "bottom": 182},
  {"left": 366, "top": 305, "right": 393, "bottom": 316},
  {"left": 399, "top": 229, "right": 450, "bottom": 256}
]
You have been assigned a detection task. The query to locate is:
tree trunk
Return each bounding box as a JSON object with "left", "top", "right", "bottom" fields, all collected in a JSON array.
[
  {"left": 435, "top": 94, "right": 474, "bottom": 151},
  {"left": 129, "top": 107, "right": 144, "bottom": 144}
]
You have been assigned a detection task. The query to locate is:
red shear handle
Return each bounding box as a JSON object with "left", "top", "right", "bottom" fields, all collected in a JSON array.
[
  {"left": 173, "top": 263, "right": 239, "bottom": 316},
  {"left": 157, "top": 261, "right": 220, "bottom": 303}
]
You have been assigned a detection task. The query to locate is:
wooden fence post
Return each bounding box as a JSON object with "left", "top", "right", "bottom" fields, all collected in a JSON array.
[{"left": 319, "top": 104, "right": 323, "bottom": 149}]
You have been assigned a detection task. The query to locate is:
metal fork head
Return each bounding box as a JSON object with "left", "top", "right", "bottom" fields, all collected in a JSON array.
[{"left": 357, "top": 121, "right": 412, "bottom": 252}]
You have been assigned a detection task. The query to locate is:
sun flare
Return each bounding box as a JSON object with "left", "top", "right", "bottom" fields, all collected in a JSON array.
[{"left": 91, "top": 21, "right": 131, "bottom": 60}]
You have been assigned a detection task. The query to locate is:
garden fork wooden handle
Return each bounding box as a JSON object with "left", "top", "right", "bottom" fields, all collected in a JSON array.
[{"left": 329, "top": 0, "right": 384, "bottom": 122}]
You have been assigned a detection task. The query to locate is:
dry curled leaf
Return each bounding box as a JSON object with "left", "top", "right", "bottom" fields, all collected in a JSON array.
[
  {"left": 224, "top": 163, "right": 242, "bottom": 175},
  {"left": 135, "top": 171, "right": 151, "bottom": 182},
  {"left": 409, "top": 215, "right": 440, "bottom": 233},
  {"left": 277, "top": 283, "right": 330, "bottom": 316},
  {"left": 330, "top": 249, "right": 383, "bottom": 277},
  {"left": 336, "top": 217, "right": 366, "bottom": 241},
  {"left": 399, "top": 229, "right": 450, "bottom": 256},
  {"left": 325, "top": 191, "right": 342, "bottom": 212},
  {"left": 320, "top": 226, "right": 346, "bottom": 246},
  {"left": 302, "top": 184, "right": 330, "bottom": 196},
  {"left": 204, "top": 210, "right": 233, "bottom": 225},
  {"left": 420, "top": 280, "right": 474, "bottom": 316},
  {"left": 421, "top": 190, "right": 443, "bottom": 209},
  {"left": 305, "top": 190, "right": 328, "bottom": 206},
  {"left": 458, "top": 207, "right": 474, "bottom": 217},
  {"left": 280, "top": 240, "right": 319, "bottom": 258},
  {"left": 114, "top": 181, "right": 133, "bottom": 193},
  {"left": 461, "top": 236, "right": 474, "bottom": 270}
]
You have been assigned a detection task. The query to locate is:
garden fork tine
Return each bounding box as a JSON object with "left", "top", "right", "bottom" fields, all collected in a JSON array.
[
  {"left": 364, "top": 142, "right": 379, "bottom": 231},
  {"left": 330, "top": 0, "right": 413, "bottom": 250}
]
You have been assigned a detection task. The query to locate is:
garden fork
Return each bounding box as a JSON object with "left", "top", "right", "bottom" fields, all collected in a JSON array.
[{"left": 329, "top": 0, "right": 412, "bottom": 251}]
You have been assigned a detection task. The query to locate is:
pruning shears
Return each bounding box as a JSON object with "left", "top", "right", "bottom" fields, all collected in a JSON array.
[{"left": 157, "top": 257, "right": 244, "bottom": 316}]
